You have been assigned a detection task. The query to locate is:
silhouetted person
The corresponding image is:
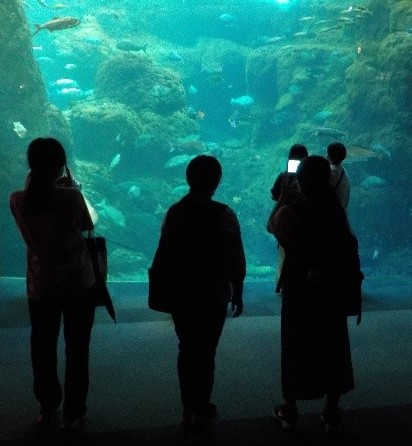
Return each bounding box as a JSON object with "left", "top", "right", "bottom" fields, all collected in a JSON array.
[
  {"left": 269, "top": 143, "right": 308, "bottom": 208},
  {"left": 10, "top": 138, "right": 95, "bottom": 430},
  {"left": 327, "top": 142, "right": 350, "bottom": 211},
  {"left": 267, "top": 144, "right": 308, "bottom": 288},
  {"left": 269, "top": 156, "right": 355, "bottom": 432},
  {"left": 154, "top": 155, "right": 246, "bottom": 437}
]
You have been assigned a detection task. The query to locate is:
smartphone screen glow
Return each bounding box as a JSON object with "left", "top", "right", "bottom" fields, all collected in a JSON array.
[{"left": 287, "top": 159, "right": 300, "bottom": 173}]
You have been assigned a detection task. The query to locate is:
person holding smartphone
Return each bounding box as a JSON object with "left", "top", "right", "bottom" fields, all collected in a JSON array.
[
  {"left": 267, "top": 144, "right": 308, "bottom": 288},
  {"left": 270, "top": 156, "right": 355, "bottom": 432},
  {"left": 10, "top": 138, "right": 96, "bottom": 430},
  {"left": 269, "top": 144, "right": 308, "bottom": 209}
]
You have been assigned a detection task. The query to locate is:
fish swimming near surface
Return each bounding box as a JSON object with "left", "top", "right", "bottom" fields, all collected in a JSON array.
[
  {"left": 164, "top": 154, "right": 196, "bottom": 168},
  {"left": 188, "top": 85, "right": 198, "bottom": 95},
  {"left": 33, "top": 16, "right": 81, "bottom": 36},
  {"left": 345, "top": 146, "right": 388, "bottom": 163},
  {"left": 36, "top": 56, "right": 54, "bottom": 64},
  {"left": 127, "top": 185, "right": 141, "bottom": 200},
  {"left": 116, "top": 40, "right": 147, "bottom": 52},
  {"left": 37, "top": 0, "right": 50, "bottom": 8},
  {"left": 206, "top": 72, "right": 225, "bottom": 85},
  {"left": 95, "top": 199, "right": 126, "bottom": 228},
  {"left": 109, "top": 153, "right": 121, "bottom": 171},
  {"left": 176, "top": 134, "right": 206, "bottom": 152},
  {"left": 177, "top": 138, "right": 206, "bottom": 152},
  {"left": 361, "top": 175, "right": 387, "bottom": 189},
  {"left": 370, "top": 143, "right": 392, "bottom": 160},
  {"left": 231, "top": 95, "right": 254, "bottom": 108},
  {"left": 308, "top": 127, "right": 347, "bottom": 137},
  {"left": 83, "top": 36, "right": 103, "bottom": 46},
  {"left": 258, "top": 36, "right": 285, "bottom": 45},
  {"left": 219, "top": 13, "right": 236, "bottom": 26},
  {"left": 313, "top": 110, "right": 333, "bottom": 122},
  {"left": 166, "top": 51, "right": 184, "bottom": 62},
  {"left": 51, "top": 78, "right": 78, "bottom": 87},
  {"left": 171, "top": 184, "right": 190, "bottom": 196},
  {"left": 13, "top": 121, "right": 27, "bottom": 138},
  {"left": 154, "top": 203, "right": 167, "bottom": 216},
  {"left": 319, "top": 25, "right": 344, "bottom": 33},
  {"left": 51, "top": 3, "right": 70, "bottom": 10},
  {"left": 299, "top": 16, "right": 316, "bottom": 22},
  {"left": 57, "top": 87, "right": 84, "bottom": 98}
]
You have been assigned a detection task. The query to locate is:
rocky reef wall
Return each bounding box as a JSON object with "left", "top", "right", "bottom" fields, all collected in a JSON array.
[{"left": 0, "top": 0, "right": 72, "bottom": 276}]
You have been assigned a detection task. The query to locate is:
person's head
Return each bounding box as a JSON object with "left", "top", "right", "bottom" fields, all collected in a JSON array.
[
  {"left": 297, "top": 155, "right": 331, "bottom": 195},
  {"left": 186, "top": 155, "right": 222, "bottom": 196},
  {"left": 25, "top": 138, "right": 67, "bottom": 214},
  {"left": 28, "top": 137, "right": 67, "bottom": 181},
  {"left": 288, "top": 143, "right": 308, "bottom": 161},
  {"left": 327, "top": 142, "right": 346, "bottom": 165}
]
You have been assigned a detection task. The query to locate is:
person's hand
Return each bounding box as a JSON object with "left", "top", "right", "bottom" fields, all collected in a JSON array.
[
  {"left": 231, "top": 297, "right": 243, "bottom": 318},
  {"left": 56, "top": 175, "right": 82, "bottom": 190}
]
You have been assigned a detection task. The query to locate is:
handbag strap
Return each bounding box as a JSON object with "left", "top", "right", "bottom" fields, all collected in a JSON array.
[{"left": 333, "top": 169, "right": 345, "bottom": 191}]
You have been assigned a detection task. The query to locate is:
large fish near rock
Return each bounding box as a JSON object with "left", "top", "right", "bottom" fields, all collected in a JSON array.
[
  {"left": 33, "top": 17, "right": 81, "bottom": 36},
  {"left": 95, "top": 199, "right": 126, "bottom": 228},
  {"left": 308, "top": 127, "right": 347, "bottom": 137},
  {"left": 164, "top": 154, "right": 196, "bottom": 168},
  {"left": 345, "top": 146, "right": 389, "bottom": 162}
]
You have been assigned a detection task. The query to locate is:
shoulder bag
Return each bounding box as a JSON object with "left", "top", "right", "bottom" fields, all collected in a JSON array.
[{"left": 85, "top": 231, "right": 116, "bottom": 323}]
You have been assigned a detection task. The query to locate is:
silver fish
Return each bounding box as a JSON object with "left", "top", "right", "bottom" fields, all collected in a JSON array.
[
  {"left": 164, "top": 154, "right": 195, "bottom": 168},
  {"left": 308, "top": 127, "right": 347, "bottom": 137},
  {"left": 361, "top": 176, "right": 387, "bottom": 189},
  {"left": 95, "top": 199, "right": 126, "bottom": 227},
  {"left": 13, "top": 121, "right": 27, "bottom": 138},
  {"left": 109, "top": 153, "right": 121, "bottom": 171}
]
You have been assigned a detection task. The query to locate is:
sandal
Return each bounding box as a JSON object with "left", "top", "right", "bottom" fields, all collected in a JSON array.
[
  {"left": 321, "top": 405, "right": 341, "bottom": 433},
  {"left": 273, "top": 403, "right": 299, "bottom": 430}
]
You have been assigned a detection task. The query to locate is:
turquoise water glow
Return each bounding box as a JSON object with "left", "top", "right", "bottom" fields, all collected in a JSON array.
[{"left": 1, "top": 0, "right": 411, "bottom": 282}]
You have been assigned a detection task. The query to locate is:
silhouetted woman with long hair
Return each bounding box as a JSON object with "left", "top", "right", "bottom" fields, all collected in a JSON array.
[
  {"left": 10, "top": 138, "right": 95, "bottom": 430},
  {"left": 270, "top": 156, "right": 355, "bottom": 432}
]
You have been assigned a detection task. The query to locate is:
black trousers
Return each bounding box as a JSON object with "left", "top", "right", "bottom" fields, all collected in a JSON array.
[
  {"left": 172, "top": 304, "right": 227, "bottom": 415},
  {"left": 28, "top": 291, "right": 95, "bottom": 419}
]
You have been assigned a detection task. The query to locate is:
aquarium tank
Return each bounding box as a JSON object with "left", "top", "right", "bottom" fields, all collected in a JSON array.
[{"left": 1, "top": 0, "right": 411, "bottom": 282}]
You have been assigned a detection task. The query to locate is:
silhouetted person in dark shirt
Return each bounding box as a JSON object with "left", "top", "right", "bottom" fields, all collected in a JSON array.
[
  {"left": 156, "top": 155, "right": 246, "bottom": 438},
  {"left": 269, "top": 155, "right": 355, "bottom": 432}
]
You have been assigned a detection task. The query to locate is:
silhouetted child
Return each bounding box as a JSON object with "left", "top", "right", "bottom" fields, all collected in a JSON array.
[{"left": 327, "top": 142, "right": 350, "bottom": 211}]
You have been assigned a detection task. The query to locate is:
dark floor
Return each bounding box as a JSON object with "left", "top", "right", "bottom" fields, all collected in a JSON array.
[
  {"left": 1, "top": 404, "right": 412, "bottom": 446},
  {"left": 0, "top": 277, "right": 411, "bottom": 446}
]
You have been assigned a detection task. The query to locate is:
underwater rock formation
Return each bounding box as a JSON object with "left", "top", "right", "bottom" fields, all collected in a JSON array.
[
  {"left": 95, "top": 54, "right": 186, "bottom": 115},
  {"left": 72, "top": 54, "right": 198, "bottom": 175},
  {"left": 69, "top": 99, "right": 197, "bottom": 175},
  {"left": 69, "top": 100, "right": 143, "bottom": 164},
  {"left": 389, "top": 0, "right": 412, "bottom": 32},
  {"left": 246, "top": 50, "right": 278, "bottom": 106},
  {"left": 0, "top": 1, "right": 73, "bottom": 276}
]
